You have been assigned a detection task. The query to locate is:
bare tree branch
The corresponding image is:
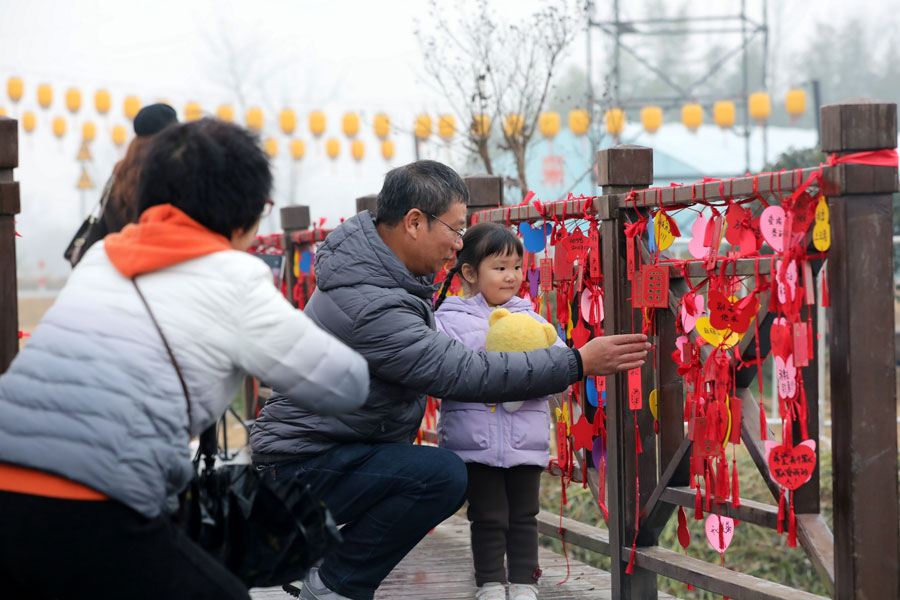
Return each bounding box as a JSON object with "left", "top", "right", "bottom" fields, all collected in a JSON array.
[{"left": 415, "top": 0, "right": 586, "bottom": 200}]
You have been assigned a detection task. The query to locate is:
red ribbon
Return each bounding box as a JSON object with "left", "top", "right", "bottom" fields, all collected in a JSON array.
[{"left": 827, "top": 148, "right": 899, "bottom": 167}]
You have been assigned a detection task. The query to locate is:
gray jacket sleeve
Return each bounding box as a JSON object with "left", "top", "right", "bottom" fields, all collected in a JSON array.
[{"left": 351, "top": 296, "right": 580, "bottom": 403}]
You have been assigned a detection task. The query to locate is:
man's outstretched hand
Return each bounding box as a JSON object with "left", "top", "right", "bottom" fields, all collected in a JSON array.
[{"left": 579, "top": 334, "right": 650, "bottom": 376}]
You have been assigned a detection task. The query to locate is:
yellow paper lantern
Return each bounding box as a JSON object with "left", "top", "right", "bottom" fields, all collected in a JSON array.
[
  {"left": 785, "top": 88, "right": 806, "bottom": 118},
  {"left": 0, "top": 108, "right": 5, "bottom": 117},
  {"left": 325, "top": 137, "right": 340, "bottom": 159},
  {"left": 37, "top": 84, "right": 53, "bottom": 109},
  {"left": 713, "top": 101, "right": 735, "bottom": 129},
  {"left": 351, "top": 139, "right": 365, "bottom": 161},
  {"left": 641, "top": 106, "right": 663, "bottom": 133},
  {"left": 290, "top": 139, "right": 306, "bottom": 160},
  {"left": 82, "top": 121, "right": 96, "bottom": 141},
  {"left": 52, "top": 116, "right": 66, "bottom": 138},
  {"left": 216, "top": 105, "right": 234, "bottom": 122},
  {"left": 748, "top": 92, "right": 771, "bottom": 122},
  {"left": 503, "top": 114, "right": 524, "bottom": 138},
  {"left": 374, "top": 113, "right": 390, "bottom": 139},
  {"left": 381, "top": 139, "right": 395, "bottom": 160},
  {"left": 185, "top": 102, "right": 203, "bottom": 122},
  {"left": 264, "top": 137, "right": 278, "bottom": 157},
  {"left": 471, "top": 114, "right": 491, "bottom": 138},
  {"left": 681, "top": 103, "right": 703, "bottom": 131},
  {"left": 65, "top": 88, "right": 81, "bottom": 113},
  {"left": 22, "top": 111, "right": 36, "bottom": 132},
  {"left": 438, "top": 114, "right": 456, "bottom": 140},
  {"left": 343, "top": 112, "right": 360, "bottom": 138},
  {"left": 112, "top": 125, "right": 127, "bottom": 146},
  {"left": 124, "top": 96, "right": 141, "bottom": 120},
  {"left": 95, "top": 90, "right": 111, "bottom": 114},
  {"left": 605, "top": 108, "right": 625, "bottom": 136},
  {"left": 309, "top": 111, "right": 326, "bottom": 137},
  {"left": 280, "top": 109, "right": 297, "bottom": 135},
  {"left": 414, "top": 114, "right": 432, "bottom": 140},
  {"left": 569, "top": 109, "right": 590, "bottom": 136},
  {"left": 7, "top": 77, "right": 23, "bottom": 103},
  {"left": 246, "top": 107, "right": 263, "bottom": 132},
  {"left": 539, "top": 112, "right": 560, "bottom": 138}
]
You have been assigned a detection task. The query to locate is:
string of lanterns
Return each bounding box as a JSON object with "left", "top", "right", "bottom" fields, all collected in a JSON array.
[
  {"left": 612, "top": 89, "right": 807, "bottom": 136},
  {"left": 1, "top": 78, "right": 809, "bottom": 160}
]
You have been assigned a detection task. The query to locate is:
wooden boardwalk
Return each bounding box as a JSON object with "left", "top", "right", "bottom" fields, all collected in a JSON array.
[{"left": 250, "top": 515, "right": 679, "bottom": 599}]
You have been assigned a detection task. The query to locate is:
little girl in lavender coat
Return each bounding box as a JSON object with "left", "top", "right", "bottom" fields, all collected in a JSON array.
[{"left": 434, "top": 223, "right": 564, "bottom": 600}]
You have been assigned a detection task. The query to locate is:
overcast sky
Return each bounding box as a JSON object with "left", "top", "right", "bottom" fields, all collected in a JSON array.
[{"left": 1, "top": 0, "right": 894, "bottom": 278}]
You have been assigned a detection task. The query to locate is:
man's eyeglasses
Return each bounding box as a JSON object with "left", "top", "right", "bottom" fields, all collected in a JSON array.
[
  {"left": 262, "top": 199, "right": 274, "bottom": 218},
  {"left": 426, "top": 213, "right": 466, "bottom": 239}
]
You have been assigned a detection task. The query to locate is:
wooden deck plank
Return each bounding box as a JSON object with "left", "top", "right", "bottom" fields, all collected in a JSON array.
[{"left": 251, "top": 515, "right": 678, "bottom": 599}]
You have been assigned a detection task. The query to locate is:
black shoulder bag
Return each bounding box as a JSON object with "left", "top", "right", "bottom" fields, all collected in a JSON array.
[
  {"left": 64, "top": 175, "right": 114, "bottom": 267},
  {"left": 132, "top": 279, "right": 341, "bottom": 588}
]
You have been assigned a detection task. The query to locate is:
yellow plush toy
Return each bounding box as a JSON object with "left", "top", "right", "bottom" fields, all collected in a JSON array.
[{"left": 485, "top": 308, "right": 558, "bottom": 412}]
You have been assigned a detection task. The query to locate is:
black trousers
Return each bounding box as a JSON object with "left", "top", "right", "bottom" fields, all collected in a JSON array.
[
  {"left": 465, "top": 463, "right": 543, "bottom": 586},
  {"left": 0, "top": 490, "right": 249, "bottom": 600}
]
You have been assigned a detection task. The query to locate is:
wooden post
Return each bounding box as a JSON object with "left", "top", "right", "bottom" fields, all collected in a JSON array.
[
  {"left": 0, "top": 116, "right": 20, "bottom": 374},
  {"left": 599, "top": 145, "right": 657, "bottom": 599},
  {"left": 280, "top": 205, "right": 310, "bottom": 309},
  {"left": 823, "top": 99, "right": 900, "bottom": 600},
  {"left": 355, "top": 194, "right": 377, "bottom": 217},
  {"left": 463, "top": 174, "right": 502, "bottom": 224}
]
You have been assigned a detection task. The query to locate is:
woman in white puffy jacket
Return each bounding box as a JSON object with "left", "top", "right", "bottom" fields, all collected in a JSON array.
[{"left": 0, "top": 119, "right": 369, "bottom": 599}]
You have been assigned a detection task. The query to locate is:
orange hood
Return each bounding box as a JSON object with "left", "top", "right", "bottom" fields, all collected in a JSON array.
[{"left": 104, "top": 204, "right": 232, "bottom": 278}]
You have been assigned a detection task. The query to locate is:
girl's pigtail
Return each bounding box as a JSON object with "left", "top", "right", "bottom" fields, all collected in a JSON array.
[{"left": 434, "top": 265, "right": 461, "bottom": 311}]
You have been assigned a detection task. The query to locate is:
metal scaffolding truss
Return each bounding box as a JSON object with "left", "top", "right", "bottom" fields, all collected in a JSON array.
[{"left": 586, "top": 0, "right": 770, "bottom": 172}]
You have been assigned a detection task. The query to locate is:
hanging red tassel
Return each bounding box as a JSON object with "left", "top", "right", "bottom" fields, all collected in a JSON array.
[
  {"left": 716, "top": 458, "right": 730, "bottom": 503},
  {"left": 718, "top": 514, "right": 725, "bottom": 551},
  {"left": 787, "top": 494, "right": 798, "bottom": 547},
  {"left": 625, "top": 535, "right": 637, "bottom": 574},
  {"left": 560, "top": 477, "right": 567, "bottom": 506},
  {"left": 776, "top": 488, "right": 786, "bottom": 534},
  {"left": 694, "top": 486, "right": 704, "bottom": 520},
  {"left": 731, "top": 458, "right": 741, "bottom": 508},
  {"left": 821, "top": 267, "right": 830, "bottom": 307},
  {"left": 759, "top": 403, "right": 767, "bottom": 441},
  {"left": 597, "top": 500, "right": 609, "bottom": 522},
  {"left": 704, "top": 465, "right": 712, "bottom": 512},
  {"left": 634, "top": 421, "right": 642, "bottom": 454}
]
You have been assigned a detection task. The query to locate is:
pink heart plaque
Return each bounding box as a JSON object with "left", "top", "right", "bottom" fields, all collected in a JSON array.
[
  {"left": 761, "top": 206, "right": 786, "bottom": 252},
  {"left": 705, "top": 514, "right": 734, "bottom": 553}
]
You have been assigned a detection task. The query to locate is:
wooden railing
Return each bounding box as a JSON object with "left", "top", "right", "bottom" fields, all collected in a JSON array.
[{"left": 445, "top": 99, "right": 900, "bottom": 600}]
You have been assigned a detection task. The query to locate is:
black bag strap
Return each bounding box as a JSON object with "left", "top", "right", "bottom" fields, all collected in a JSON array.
[{"left": 131, "top": 278, "right": 193, "bottom": 435}]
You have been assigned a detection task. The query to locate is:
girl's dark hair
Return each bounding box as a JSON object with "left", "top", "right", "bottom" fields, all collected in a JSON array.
[
  {"left": 433, "top": 222, "right": 523, "bottom": 311},
  {"left": 137, "top": 118, "right": 272, "bottom": 238}
]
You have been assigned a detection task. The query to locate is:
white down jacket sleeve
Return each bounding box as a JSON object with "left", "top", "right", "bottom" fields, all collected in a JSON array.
[{"left": 232, "top": 263, "right": 369, "bottom": 415}]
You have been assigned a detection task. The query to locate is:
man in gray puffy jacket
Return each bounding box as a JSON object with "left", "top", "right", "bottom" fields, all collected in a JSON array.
[{"left": 250, "top": 160, "right": 649, "bottom": 600}]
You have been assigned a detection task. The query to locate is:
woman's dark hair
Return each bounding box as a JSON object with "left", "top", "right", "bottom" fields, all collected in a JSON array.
[
  {"left": 106, "top": 135, "right": 154, "bottom": 232},
  {"left": 137, "top": 118, "right": 272, "bottom": 238},
  {"left": 375, "top": 160, "right": 469, "bottom": 227},
  {"left": 434, "top": 222, "right": 523, "bottom": 310}
]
